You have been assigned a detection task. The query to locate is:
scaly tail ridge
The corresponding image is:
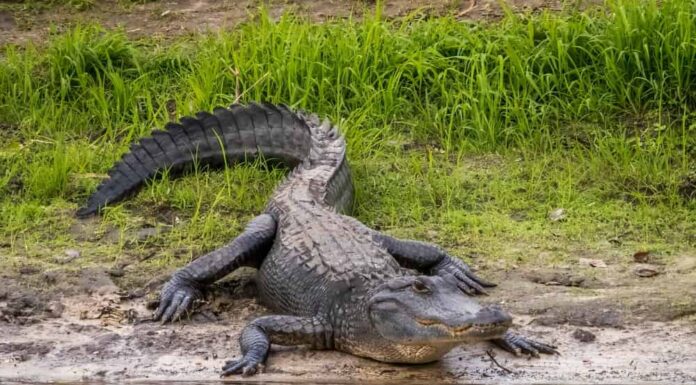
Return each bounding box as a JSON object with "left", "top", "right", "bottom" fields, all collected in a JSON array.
[{"left": 77, "top": 102, "right": 316, "bottom": 217}]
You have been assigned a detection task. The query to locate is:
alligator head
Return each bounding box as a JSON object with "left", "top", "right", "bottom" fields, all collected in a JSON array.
[{"left": 368, "top": 275, "right": 512, "bottom": 345}]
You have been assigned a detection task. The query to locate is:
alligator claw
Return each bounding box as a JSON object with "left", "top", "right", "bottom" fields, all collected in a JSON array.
[
  {"left": 493, "top": 331, "right": 558, "bottom": 357},
  {"left": 431, "top": 257, "right": 496, "bottom": 295},
  {"left": 221, "top": 358, "right": 263, "bottom": 377},
  {"left": 153, "top": 274, "right": 202, "bottom": 323}
]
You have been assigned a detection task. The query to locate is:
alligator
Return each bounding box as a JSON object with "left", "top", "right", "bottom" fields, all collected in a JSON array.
[{"left": 78, "top": 102, "right": 557, "bottom": 376}]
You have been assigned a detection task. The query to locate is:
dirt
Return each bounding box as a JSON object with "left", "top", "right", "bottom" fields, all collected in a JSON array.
[
  {"left": 0, "top": 0, "right": 585, "bottom": 46},
  {"left": 1, "top": 251, "right": 695, "bottom": 383}
]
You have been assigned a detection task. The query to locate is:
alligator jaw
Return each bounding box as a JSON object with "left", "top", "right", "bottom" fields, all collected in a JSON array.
[
  {"left": 415, "top": 316, "right": 510, "bottom": 340},
  {"left": 417, "top": 319, "right": 471, "bottom": 335}
]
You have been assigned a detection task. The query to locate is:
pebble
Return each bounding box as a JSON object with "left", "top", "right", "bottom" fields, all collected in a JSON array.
[
  {"left": 548, "top": 208, "right": 567, "bottom": 222},
  {"left": 573, "top": 328, "right": 597, "bottom": 342}
]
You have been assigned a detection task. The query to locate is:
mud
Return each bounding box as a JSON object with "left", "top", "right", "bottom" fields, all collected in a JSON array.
[
  {"left": 1, "top": 259, "right": 695, "bottom": 383},
  {"left": 0, "top": 0, "right": 598, "bottom": 46}
]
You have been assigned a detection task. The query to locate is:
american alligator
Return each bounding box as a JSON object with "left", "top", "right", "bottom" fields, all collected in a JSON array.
[{"left": 79, "top": 102, "right": 557, "bottom": 376}]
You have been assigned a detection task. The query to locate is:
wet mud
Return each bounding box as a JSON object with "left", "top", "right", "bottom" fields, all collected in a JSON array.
[{"left": 1, "top": 261, "right": 695, "bottom": 383}]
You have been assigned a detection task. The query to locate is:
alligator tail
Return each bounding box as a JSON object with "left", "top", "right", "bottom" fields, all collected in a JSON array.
[{"left": 76, "top": 102, "right": 320, "bottom": 218}]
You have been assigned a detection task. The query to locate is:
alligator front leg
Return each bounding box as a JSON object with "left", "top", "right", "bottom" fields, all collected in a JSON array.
[
  {"left": 154, "top": 213, "right": 277, "bottom": 322},
  {"left": 374, "top": 234, "right": 495, "bottom": 295},
  {"left": 221, "top": 316, "right": 331, "bottom": 377},
  {"left": 492, "top": 331, "right": 558, "bottom": 357}
]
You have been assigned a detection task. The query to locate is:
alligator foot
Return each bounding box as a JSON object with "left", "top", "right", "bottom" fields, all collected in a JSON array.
[
  {"left": 153, "top": 273, "right": 202, "bottom": 323},
  {"left": 221, "top": 358, "right": 264, "bottom": 377},
  {"left": 492, "top": 331, "right": 558, "bottom": 357},
  {"left": 431, "top": 257, "right": 496, "bottom": 295}
]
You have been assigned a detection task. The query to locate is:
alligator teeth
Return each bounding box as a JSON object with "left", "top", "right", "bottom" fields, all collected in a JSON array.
[
  {"left": 417, "top": 319, "right": 473, "bottom": 335},
  {"left": 452, "top": 325, "right": 473, "bottom": 333}
]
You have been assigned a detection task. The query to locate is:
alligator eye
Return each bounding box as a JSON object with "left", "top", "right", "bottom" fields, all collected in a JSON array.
[{"left": 412, "top": 280, "right": 430, "bottom": 294}]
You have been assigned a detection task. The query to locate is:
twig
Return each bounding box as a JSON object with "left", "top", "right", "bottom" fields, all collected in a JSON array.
[
  {"left": 230, "top": 67, "right": 241, "bottom": 102},
  {"left": 73, "top": 173, "right": 109, "bottom": 179},
  {"left": 486, "top": 350, "right": 514, "bottom": 374},
  {"left": 456, "top": 0, "right": 477, "bottom": 18},
  {"left": 230, "top": 67, "right": 270, "bottom": 104}
]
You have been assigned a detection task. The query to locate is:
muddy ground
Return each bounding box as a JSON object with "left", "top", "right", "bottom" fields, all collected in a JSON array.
[
  {"left": 0, "top": 0, "right": 586, "bottom": 45},
  {"left": 2, "top": 241, "right": 695, "bottom": 383}
]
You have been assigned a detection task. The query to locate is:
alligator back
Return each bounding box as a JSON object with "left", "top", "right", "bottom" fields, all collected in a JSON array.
[
  {"left": 77, "top": 102, "right": 353, "bottom": 217},
  {"left": 257, "top": 203, "right": 403, "bottom": 316}
]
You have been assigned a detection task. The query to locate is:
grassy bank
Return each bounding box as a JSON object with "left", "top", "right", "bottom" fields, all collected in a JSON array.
[{"left": 0, "top": 0, "right": 694, "bottom": 277}]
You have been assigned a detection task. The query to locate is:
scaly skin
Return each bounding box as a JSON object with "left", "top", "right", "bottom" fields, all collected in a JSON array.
[{"left": 79, "top": 102, "right": 557, "bottom": 377}]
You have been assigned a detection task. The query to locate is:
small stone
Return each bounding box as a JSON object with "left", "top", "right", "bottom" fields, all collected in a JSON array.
[
  {"left": 108, "top": 267, "right": 125, "bottom": 278},
  {"left": 572, "top": 329, "right": 596, "bottom": 342},
  {"left": 65, "top": 249, "right": 80, "bottom": 259},
  {"left": 54, "top": 249, "right": 81, "bottom": 264},
  {"left": 579, "top": 258, "right": 607, "bottom": 268},
  {"left": 548, "top": 208, "right": 567, "bottom": 222},
  {"left": 633, "top": 264, "right": 661, "bottom": 277}
]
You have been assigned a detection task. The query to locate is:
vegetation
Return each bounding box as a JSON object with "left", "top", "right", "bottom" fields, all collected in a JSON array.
[{"left": 0, "top": 0, "right": 694, "bottom": 278}]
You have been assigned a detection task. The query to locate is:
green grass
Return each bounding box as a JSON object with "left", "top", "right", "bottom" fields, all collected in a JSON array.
[{"left": 0, "top": 0, "right": 694, "bottom": 281}]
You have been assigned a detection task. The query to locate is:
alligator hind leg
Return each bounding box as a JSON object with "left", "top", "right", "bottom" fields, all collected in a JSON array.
[
  {"left": 221, "top": 316, "right": 331, "bottom": 377},
  {"left": 374, "top": 234, "right": 496, "bottom": 295},
  {"left": 154, "top": 213, "right": 277, "bottom": 322}
]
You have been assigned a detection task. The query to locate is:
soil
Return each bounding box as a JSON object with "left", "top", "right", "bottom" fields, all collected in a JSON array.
[
  {"left": 1, "top": 0, "right": 585, "bottom": 46},
  {"left": 1, "top": 251, "right": 695, "bottom": 383}
]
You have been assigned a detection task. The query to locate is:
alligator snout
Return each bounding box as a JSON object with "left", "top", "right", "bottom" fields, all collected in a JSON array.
[
  {"left": 474, "top": 306, "right": 513, "bottom": 327},
  {"left": 415, "top": 306, "right": 512, "bottom": 337}
]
